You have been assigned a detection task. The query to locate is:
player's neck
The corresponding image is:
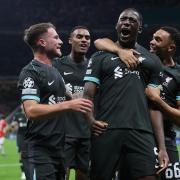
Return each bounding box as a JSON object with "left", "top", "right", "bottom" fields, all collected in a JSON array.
[
  {"left": 162, "top": 56, "right": 175, "bottom": 67},
  {"left": 117, "top": 39, "right": 136, "bottom": 49},
  {"left": 34, "top": 52, "right": 52, "bottom": 66},
  {"left": 69, "top": 52, "right": 85, "bottom": 63}
]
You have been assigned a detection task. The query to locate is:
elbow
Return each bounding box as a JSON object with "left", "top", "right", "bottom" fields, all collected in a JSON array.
[
  {"left": 25, "top": 106, "right": 37, "bottom": 120},
  {"left": 94, "top": 39, "right": 101, "bottom": 49},
  {"left": 83, "top": 82, "right": 97, "bottom": 101}
]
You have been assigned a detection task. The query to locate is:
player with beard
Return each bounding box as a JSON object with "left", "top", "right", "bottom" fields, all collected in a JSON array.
[
  {"left": 53, "top": 26, "right": 91, "bottom": 180},
  {"left": 83, "top": 8, "right": 168, "bottom": 180},
  {"left": 145, "top": 26, "right": 180, "bottom": 180},
  {"left": 18, "top": 23, "right": 93, "bottom": 180}
]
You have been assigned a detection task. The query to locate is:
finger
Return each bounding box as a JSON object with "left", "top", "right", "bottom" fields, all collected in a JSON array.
[
  {"left": 92, "top": 125, "right": 107, "bottom": 132},
  {"left": 98, "top": 121, "right": 108, "bottom": 127},
  {"left": 83, "top": 106, "right": 93, "bottom": 111},
  {"left": 123, "top": 61, "right": 130, "bottom": 69},
  {"left": 93, "top": 131, "right": 104, "bottom": 136},
  {"left": 93, "top": 122, "right": 107, "bottom": 129},
  {"left": 131, "top": 57, "right": 139, "bottom": 65},
  {"left": 92, "top": 127, "right": 107, "bottom": 134},
  {"left": 79, "top": 109, "right": 88, "bottom": 114},
  {"left": 128, "top": 61, "right": 136, "bottom": 70},
  {"left": 93, "top": 132, "right": 100, "bottom": 136},
  {"left": 80, "top": 102, "right": 93, "bottom": 109},
  {"left": 128, "top": 58, "right": 138, "bottom": 70},
  {"left": 164, "top": 159, "right": 169, "bottom": 168},
  {"left": 132, "top": 49, "right": 141, "bottom": 55},
  {"left": 156, "top": 166, "right": 166, "bottom": 174},
  {"left": 79, "top": 98, "right": 93, "bottom": 105},
  {"left": 93, "top": 129, "right": 104, "bottom": 135}
]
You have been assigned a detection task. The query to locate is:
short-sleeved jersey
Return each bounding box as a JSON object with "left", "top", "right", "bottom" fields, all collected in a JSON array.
[
  {"left": 84, "top": 45, "right": 162, "bottom": 133},
  {"left": 159, "top": 64, "right": 180, "bottom": 139},
  {"left": 18, "top": 60, "right": 66, "bottom": 150},
  {"left": 13, "top": 111, "right": 27, "bottom": 135},
  {"left": 53, "top": 56, "right": 90, "bottom": 138},
  {"left": 0, "top": 119, "right": 6, "bottom": 137}
]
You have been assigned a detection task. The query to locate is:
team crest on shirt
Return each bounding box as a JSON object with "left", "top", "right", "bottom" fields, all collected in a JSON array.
[
  {"left": 114, "top": 66, "right": 123, "bottom": 79},
  {"left": 163, "top": 77, "right": 173, "bottom": 87},
  {"left": 23, "top": 77, "right": 34, "bottom": 88},
  {"left": 138, "top": 56, "right": 146, "bottom": 63}
]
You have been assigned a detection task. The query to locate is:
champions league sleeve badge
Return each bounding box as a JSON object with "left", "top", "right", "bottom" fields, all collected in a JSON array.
[{"left": 23, "top": 77, "right": 35, "bottom": 88}]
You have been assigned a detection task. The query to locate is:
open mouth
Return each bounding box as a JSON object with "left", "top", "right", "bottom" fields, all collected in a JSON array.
[
  {"left": 80, "top": 44, "right": 88, "bottom": 50},
  {"left": 80, "top": 44, "right": 88, "bottom": 48},
  {"left": 121, "top": 29, "right": 131, "bottom": 37},
  {"left": 149, "top": 46, "right": 156, "bottom": 53}
]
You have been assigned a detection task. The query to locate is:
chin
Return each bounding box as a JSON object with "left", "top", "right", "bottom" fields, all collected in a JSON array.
[
  {"left": 56, "top": 51, "right": 62, "bottom": 57},
  {"left": 78, "top": 51, "right": 87, "bottom": 55},
  {"left": 150, "top": 50, "right": 156, "bottom": 54}
]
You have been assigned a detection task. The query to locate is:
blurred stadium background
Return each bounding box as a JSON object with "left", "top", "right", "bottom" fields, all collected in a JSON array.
[{"left": 0, "top": 0, "right": 180, "bottom": 179}]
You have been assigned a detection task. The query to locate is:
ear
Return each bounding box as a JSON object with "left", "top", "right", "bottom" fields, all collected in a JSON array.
[
  {"left": 69, "top": 37, "right": 72, "bottom": 45},
  {"left": 115, "top": 23, "right": 118, "bottom": 31},
  {"left": 37, "top": 38, "right": 46, "bottom": 47},
  {"left": 168, "top": 43, "right": 176, "bottom": 53}
]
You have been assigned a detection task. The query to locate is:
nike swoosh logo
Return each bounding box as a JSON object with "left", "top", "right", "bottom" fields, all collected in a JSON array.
[
  {"left": 138, "top": 57, "right": 146, "bottom": 63},
  {"left": 111, "top": 57, "right": 120, "bottom": 61},
  {"left": 48, "top": 81, "right": 54, "bottom": 86},
  {"left": 64, "top": 72, "right": 73, "bottom": 75}
]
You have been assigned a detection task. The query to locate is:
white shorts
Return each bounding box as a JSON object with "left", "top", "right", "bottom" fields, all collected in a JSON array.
[{"left": 0, "top": 137, "right": 5, "bottom": 145}]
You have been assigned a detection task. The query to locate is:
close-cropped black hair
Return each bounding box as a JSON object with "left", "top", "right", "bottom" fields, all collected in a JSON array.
[
  {"left": 160, "top": 26, "right": 180, "bottom": 49},
  {"left": 122, "top": 8, "right": 143, "bottom": 26},
  {"left": 69, "top": 25, "right": 90, "bottom": 37}
]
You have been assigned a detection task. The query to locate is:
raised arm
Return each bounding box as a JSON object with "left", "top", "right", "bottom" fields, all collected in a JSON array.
[{"left": 94, "top": 38, "right": 140, "bottom": 69}]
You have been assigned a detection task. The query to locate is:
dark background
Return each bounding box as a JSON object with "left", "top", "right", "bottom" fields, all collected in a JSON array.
[{"left": 0, "top": 0, "right": 180, "bottom": 115}]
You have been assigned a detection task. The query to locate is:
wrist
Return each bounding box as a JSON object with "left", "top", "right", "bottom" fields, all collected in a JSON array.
[
  {"left": 158, "top": 144, "right": 166, "bottom": 151},
  {"left": 61, "top": 101, "right": 71, "bottom": 111}
]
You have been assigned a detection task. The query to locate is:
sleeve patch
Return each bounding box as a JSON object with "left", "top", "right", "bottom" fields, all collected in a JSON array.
[
  {"left": 23, "top": 77, "right": 35, "bottom": 88},
  {"left": 22, "top": 88, "right": 37, "bottom": 95}
]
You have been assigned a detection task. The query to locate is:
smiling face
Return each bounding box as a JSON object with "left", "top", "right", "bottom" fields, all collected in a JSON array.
[
  {"left": 116, "top": 9, "right": 141, "bottom": 48},
  {"left": 150, "top": 29, "right": 175, "bottom": 60},
  {"left": 38, "top": 27, "right": 63, "bottom": 58},
  {"left": 69, "top": 28, "right": 91, "bottom": 55}
]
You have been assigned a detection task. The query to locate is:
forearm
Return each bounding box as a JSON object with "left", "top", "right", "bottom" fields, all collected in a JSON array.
[
  {"left": 83, "top": 82, "right": 96, "bottom": 125},
  {"left": 155, "top": 97, "right": 180, "bottom": 126},
  {"left": 150, "top": 109, "right": 166, "bottom": 150},
  {"left": 94, "top": 38, "right": 119, "bottom": 53},
  {"left": 23, "top": 100, "right": 71, "bottom": 120}
]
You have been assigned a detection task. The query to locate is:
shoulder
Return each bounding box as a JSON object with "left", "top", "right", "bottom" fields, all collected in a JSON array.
[
  {"left": 91, "top": 51, "right": 114, "bottom": 61},
  {"left": 53, "top": 56, "right": 70, "bottom": 68},
  {"left": 137, "top": 44, "right": 160, "bottom": 61},
  {"left": 175, "top": 63, "right": 180, "bottom": 70},
  {"left": 19, "top": 61, "right": 43, "bottom": 80},
  {"left": 136, "top": 44, "right": 162, "bottom": 69},
  {"left": 18, "top": 61, "right": 47, "bottom": 88}
]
